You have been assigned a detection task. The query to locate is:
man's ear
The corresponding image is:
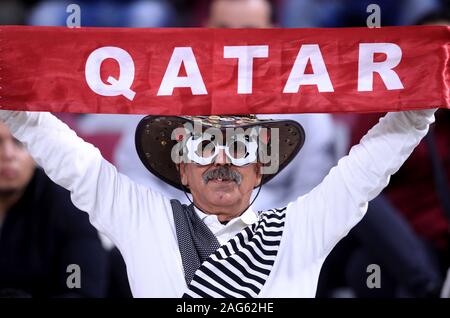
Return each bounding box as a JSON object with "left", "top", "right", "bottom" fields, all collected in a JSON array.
[
  {"left": 178, "top": 163, "right": 189, "bottom": 187},
  {"left": 254, "top": 163, "right": 263, "bottom": 187}
]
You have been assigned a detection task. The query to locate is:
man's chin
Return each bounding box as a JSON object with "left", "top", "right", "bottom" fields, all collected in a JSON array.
[
  {"left": 208, "top": 197, "right": 239, "bottom": 210},
  {"left": 0, "top": 187, "right": 21, "bottom": 198}
]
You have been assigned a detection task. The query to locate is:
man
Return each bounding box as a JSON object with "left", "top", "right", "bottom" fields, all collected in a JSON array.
[
  {"left": 0, "top": 106, "right": 437, "bottom": 297},
  {"left": 0, "top": 121, "right": 108, "bottom": 297}
]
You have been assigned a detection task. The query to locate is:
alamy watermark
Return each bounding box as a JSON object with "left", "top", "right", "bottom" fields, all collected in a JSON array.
[
  {"left": 66, "top": 264, "right": 81, "bottom": 289},
  {"left": 366, "top": 4, "right": 381, "bottom": 28},
  {"left": 366, "top": 263, "right": 381, "bottom": 289},
  {"left": 170, "top": 121, "right": 280, "bottom": 174},
  {"left": 66, "top": 4, "right": 81, "bottom": 28}
]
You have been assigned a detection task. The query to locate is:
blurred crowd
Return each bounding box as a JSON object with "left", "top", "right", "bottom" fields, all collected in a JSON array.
[
  {"left": 0, "top": 0, "right": 449, "bottom": 298},
  {"left": 0, "top": 0, "right": 448, "bottom": 27}
]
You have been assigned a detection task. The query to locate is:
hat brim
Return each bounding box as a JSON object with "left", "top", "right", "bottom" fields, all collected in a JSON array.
[{"left": 135, "top": 116, "right": 305, "bottom": 191}]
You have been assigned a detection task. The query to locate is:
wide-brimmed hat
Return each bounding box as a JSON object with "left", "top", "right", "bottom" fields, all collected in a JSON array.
[{"left": 135, "top": 115, "right": 305, "bottom": 191}]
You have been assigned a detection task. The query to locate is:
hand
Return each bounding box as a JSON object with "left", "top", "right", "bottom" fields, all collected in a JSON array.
[{"left": 403, "top": 108, "right": 438, "bottom": 126}]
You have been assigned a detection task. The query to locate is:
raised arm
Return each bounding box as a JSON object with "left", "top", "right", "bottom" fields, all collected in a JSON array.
[
  {"left": 0, "top": 110, "right": 170, "bottom": 249},
  {"left": 286, "top": 109, "right": 437, "bottom": 261}
]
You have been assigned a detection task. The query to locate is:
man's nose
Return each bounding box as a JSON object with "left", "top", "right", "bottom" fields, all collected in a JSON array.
[
  {"left": 213, "top": 148, "right": 231, "bottom": 166},
  {"left": 0, "top": 141, "right": 17, "bottom": 161}
]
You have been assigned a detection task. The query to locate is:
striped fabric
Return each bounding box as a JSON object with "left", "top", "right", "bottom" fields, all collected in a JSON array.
[
  {"left": 183, "top": 207, "right": 287, "bottom": 298},
  {"left": 171, "top": 200, "right": 221, "bottom": 285}
]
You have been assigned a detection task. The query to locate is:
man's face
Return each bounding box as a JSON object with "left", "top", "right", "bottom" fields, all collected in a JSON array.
[
  {"left": 0, "top": 122, "right": 35, "bottom": 194},
  {"left": 208, "top": 0, "right": 272, "bottom": 28},
  {"left": 179, "top": 150, "right": 262, "bottom": 220}
]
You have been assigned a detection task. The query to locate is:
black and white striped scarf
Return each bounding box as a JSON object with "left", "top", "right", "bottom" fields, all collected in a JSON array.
[{"left": 171, "top": 200, "right": 286, "bottom": 298}]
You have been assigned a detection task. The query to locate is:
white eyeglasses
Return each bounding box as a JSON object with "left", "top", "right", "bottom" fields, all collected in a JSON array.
[{"left": 185, "top": 134, "right": 258, "bottom": 166}]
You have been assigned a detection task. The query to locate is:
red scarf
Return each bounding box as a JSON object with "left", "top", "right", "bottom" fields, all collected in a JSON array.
[{"left": 0, "top": 25, "right": 448, "bottom": 115}]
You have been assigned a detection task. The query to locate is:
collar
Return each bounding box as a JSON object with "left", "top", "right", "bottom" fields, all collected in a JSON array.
[{"left": 194, "top": 205, "right": 258, "bottom": 234}]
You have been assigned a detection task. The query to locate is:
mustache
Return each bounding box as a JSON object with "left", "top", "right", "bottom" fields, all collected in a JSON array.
[{"left": 202, "top": 166, "right": 242, "bottom": 185}]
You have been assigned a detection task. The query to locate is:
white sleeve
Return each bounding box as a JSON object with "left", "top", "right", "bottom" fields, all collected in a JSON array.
[
  {"left": 285, "top": 109, "right": 437, "bottom": 261},
  {"left": 0, "top": 110, "right": 170, "bottom": 248}
]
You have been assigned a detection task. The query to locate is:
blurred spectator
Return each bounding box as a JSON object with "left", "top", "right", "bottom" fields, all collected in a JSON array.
[
  {"left": 190, "top": 0, "right": 281, "bottom": 26},
  {"left": 206, "top": 0, "right": 274, "bottom": 27},
  {"left": 0, "top": 121, "right": 108, "bottom": 297}
]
